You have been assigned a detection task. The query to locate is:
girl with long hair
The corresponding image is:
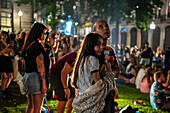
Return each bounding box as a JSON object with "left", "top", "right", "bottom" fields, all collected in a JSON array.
[
  {"left": 140, "top": 68, "right": 154, "bottom": 93},
  {"left": 22, "top": 22, "right": 47, "bottom": 113},
  {"left": 71, "top": 33, "right": 106, "bottom": 90},
  {"left": 71, "top": 33, "right": 114, "bottom": 112},
  {"left": 0, "top": 31, "right": 13, "bottom": 98}
]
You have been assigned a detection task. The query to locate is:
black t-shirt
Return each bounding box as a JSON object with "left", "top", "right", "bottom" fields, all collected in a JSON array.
[
  {"left": 24, "top": 41, "right": 46, "bottom": 73},
  {"left": 18, "top": 38, "right": 25, "bottom": 51},
  {"left": 44, "top": 43, "right": 55, "bottom": 73},
  {"left": 141, "top": 47, "right": 152, "bottom": 58}
]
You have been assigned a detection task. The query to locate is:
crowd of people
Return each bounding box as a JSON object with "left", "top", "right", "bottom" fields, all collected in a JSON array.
[
  {"left": 115, "top": 37, "right": 170, "bottom": 111},
  {"left": 0, "top": 19, "right": 170, "bottom": 113}
]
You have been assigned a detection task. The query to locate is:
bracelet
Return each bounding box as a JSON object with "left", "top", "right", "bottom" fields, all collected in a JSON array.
[{"left": 64, "top": 87, "right": 68, "bottom": 89}]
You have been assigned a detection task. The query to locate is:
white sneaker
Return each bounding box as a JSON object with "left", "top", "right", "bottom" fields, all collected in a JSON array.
[{"left": 41, "top": 107, "right": 46, "bottom": 111}]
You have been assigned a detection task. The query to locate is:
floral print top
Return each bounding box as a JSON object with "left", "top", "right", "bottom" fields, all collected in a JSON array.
[{"left": 150, "top": 81, "right": 166, "bottom": 109}]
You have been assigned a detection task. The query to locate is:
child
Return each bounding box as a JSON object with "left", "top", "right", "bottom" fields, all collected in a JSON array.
[
  {"left": 140, "top": 68, "right": 154, "bottom": 93},
  {"left": 71, "top": 33, "right": 114, "bottom": 112}
]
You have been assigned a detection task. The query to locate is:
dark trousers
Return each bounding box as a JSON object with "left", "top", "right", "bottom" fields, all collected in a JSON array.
[
  {"left": 102, "top": 91, "right": 115, "bottom": 113},
  {"left": 161, "top": 101, "right": 170, "bottom": 112}
]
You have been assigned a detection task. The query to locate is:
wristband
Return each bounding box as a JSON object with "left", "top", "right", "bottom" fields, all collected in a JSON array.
[{"left": 64, "top": 87, "right": 68, "bottom": 89}]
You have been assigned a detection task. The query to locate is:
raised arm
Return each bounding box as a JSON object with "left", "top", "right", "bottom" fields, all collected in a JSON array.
[{"left": 162, "top": 71, "right": 170, "bottom": 87}]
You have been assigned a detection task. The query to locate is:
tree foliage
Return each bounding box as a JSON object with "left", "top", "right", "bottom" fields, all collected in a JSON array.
[
  {"left": 79, "top": 0, "right": 163, "bottom": 30},
  {"left": 15, "top": 0, "right": 62, "bottom": 32},
  {"left": 15, "top": 0, "right": 163, "bottom": 31}
]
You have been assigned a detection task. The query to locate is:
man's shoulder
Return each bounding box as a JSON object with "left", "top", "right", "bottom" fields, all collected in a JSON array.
[
  {"left": 105, "top": 45, "right": 114, "bottom": 51},
  {"left": 67, "top": 51, "right": 77, "bottom": 59}
]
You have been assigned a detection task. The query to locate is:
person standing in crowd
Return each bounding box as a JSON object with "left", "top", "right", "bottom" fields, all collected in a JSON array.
[
  {"left": 10, "top": 33, "right": 20, "bottom": 81},
  {"left": 50, "top": 51, "right": 77, "bottom": 113},
  {"left": 18, "top": 31, "right": 27, "bottom": 75},
  {"left": 53, "top": 33, "right": 61, "bottom": 61},
  {"left": 93, "top": 20, "right": 120, "bottom": 77},
  {"left": 72, "top": 35, "right": 81, "bottom": 52},
  {"left": 39, "top": 31, "right": 55, "bottom": 89},
  {"left": 150, "top": 71, "right": 170, "bottom": 112},
  {"left": 22, "top": 22, "right": 47, "bottom": 113},
  {"left": 38, "top": 31, "right": 55, "bottom": 111},
  {"left": 93, "top": 20, "right": 120, "bottom": 113},
  {"left": 140, "top": 42, "right": 153, "bottom": 66},
  {"left": 45, "top": 32, "right": 55, "bottom": 69},
  {"left": 0, "top": 31, "right": 13, "bottom": 98},
  {"left": 18, "top": 31, "right": 26, "bottom": 51},
  {"left": 61, "top": 35, "right": 68, "bottom": 56}
]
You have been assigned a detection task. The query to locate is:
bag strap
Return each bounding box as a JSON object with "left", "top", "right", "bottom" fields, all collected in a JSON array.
[
  {"left": 24, "top": 41, "right": 36, "bottom": 57},
  {"left": 26, "top": 41, "right": 36, "bottom": 51}
]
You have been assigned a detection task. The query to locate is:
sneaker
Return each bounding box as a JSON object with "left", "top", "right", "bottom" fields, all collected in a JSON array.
[{"left": 41, "top": 106, "right": 46, "bottom": 111}]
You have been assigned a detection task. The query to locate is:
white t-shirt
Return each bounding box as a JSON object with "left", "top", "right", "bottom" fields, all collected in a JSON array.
[
  {"left": 126, "top": 63, "right": 132, "bottom": 74},
  {"left": 76, "top": 55, "right": 100, "bottom": 95},
  {"left": 135, "top": 68, "right": 145, "bottom": 89}
]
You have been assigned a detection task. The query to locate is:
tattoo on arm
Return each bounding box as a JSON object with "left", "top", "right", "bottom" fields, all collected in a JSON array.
[
  {"left": 38, "top": 53, "right": 44, "bottom": 60},
  {"left": 36, "top": 53, "right": 45, "bottom": 78}
]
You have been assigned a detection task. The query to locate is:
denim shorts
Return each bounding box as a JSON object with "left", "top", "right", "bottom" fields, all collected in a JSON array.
[{"left": 23, "top": 72, "right": 42, "bottom": 94}]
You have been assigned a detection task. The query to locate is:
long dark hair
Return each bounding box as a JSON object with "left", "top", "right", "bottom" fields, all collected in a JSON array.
[
  {"left": 71, "top": 33, "right": 103, "bottom": 88},
  {"left": 19, "top": 31, "right": 26, "bottom": 40},
  {"left": 21, "top": 22, "right": 46, "bottom": 53},
  {"left": 142, "top": 68, "right": 154, "bottom": 83},
  {"left": 1, "top": 31, "right": 10, "bottom": 44}
]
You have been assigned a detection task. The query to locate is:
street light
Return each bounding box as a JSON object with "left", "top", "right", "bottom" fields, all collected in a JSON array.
[
  {"left": 73, "top": 5, "right": 76, "bottom": 10},
  {"left": 18, "top": 10, "right": 23, "bottom": 32},
  {"left": 75, "top": 22, "right": 78, "bottom": 26},
  {"left": 150, "top": 21, "right": 156, "bottom": 29}
]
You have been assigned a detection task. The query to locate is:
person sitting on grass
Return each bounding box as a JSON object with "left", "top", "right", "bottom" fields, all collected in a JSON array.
[
  {"left": 150, "top": 71, "right": 170, "bottom": 112},
  {"left": 140, "top": 68, "right": 154, "bottom": 93},
  {"left": 115, "top": 65, "right": 137, "bottom": 84},
  {"left": 135, "top": 64, "right": 150, "bottom": 89}
]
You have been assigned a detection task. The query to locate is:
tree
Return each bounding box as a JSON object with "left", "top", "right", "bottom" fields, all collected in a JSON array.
[
  {"left": 15, "top": 0, "right": 64, "bottom": 33},
  {"left": 80, "top": 0, "right": 163, "bottom": 30},
  {"left": 76, "top": 0, "right": 163, "bottom": 49}
]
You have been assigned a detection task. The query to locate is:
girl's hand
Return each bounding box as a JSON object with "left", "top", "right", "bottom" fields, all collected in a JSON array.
[
  {"left": 64, "top": 88, "right": 70, "bottom": 99},
  {"left": 106, "top": 61, "right": 112, "bottom": 71},
  {"left": 41, "top": 80, "right": 47, "bottom": 94}
]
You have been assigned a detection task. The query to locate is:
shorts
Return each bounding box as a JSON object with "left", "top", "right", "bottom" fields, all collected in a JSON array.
[
  {"left": 140, "top": 58, "right": 150, "bottom": 65},
  {"left": 0, "top": 56, "right": 13, "bottom": 73},
  {"left": 23, "top": 72, "right": 42, "bottom": 94},
  {"left": 55, "top": 78, "right": 75, "bottom": 101}
]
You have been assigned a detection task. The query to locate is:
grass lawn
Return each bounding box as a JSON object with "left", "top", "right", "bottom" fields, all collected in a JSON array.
[
  {"left": 115, "top": 83, "right": 169, "bottom": 113},
  {"left": 0, "top": 83, "right": 168, "bottom": 113}
]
